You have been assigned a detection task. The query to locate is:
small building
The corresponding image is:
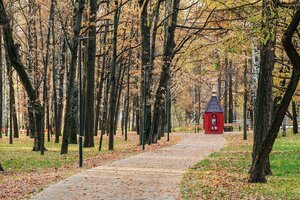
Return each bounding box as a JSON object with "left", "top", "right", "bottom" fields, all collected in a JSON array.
[{"left": 203, "top": 92, "right": 224, "bottom": 134}]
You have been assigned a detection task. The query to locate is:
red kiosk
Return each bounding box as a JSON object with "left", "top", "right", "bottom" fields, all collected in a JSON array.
[{"left": 203, "top": 92, "right": 224, "bottom": 134}]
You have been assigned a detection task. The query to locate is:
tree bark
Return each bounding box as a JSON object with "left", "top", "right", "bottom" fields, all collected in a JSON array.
[
  {"left": 115, "top": 60, "right": 127, "bottom": 135},
  {"left": 150, "top": 0, "right": 180, "bottom": 142},
  {"left": 61, "top": 0, "right": 85, "bottom": 154},
  {"left": 228, "top": 59, "right": 234, "bottom": 131},
  {"left": 224, "top": 56, "right": 228, "bottom": 124},
  {"left": 0, "top": 30, "right": 2, "bottom": 139},
  {"left": 108, "top": 0, "right": 120, "bottom": 150},
  {"left": 83, "top": 0, "right": 97, "bottom": 148},
  {"left": 125, "top": 50, "right": 132, "bottom": 141},
  {"left": 251, "top": 0, "right": 278, "bottom": 176},
  {"left": 292, "top": 101, "right": 298, "bottom": 134},
  {"left": 243, "top": 56, "right": 248, "bottom": 140},
  {"left": 57, "top": 38, "right": 66, "bottom": 139},
  {"left": 94, "top": 18, "right": 108, "bottom": 137},
  {"left": 139, "top": 0, "right": 151, "bottom": 143},
  {"left": 52, "top": 12, "right": 59, "bottom": 143}
]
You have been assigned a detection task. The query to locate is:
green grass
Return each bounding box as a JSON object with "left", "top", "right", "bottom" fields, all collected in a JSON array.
[
  {"left": 180, "top": 133, "right": 300, "bottom": 199},
  {"left": 0, "top": 134, "right": 137, "bottom": 173}
]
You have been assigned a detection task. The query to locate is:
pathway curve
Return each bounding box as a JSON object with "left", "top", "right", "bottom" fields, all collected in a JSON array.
[{"left": 32, "top": 133, "right": 226, "bottom": 200}]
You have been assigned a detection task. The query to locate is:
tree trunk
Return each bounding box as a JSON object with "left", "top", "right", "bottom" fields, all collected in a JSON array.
[
  {"left": 135, "top": 94, "right": 140, "bottom": 135},
  {"left": 282, "top": 115, "right": 286, "bottom": 137},
  {"left": 125, "top": 52, "right": 131, "bottom": 141},
  {"left": 251, "top": 0, "right": 278, "bottom": 176},
  {"left": 94, "top": 19, "right": 108, "bottom": 137},
  {"left": 228, "top": 60, "right": 234, "bottom": 131},
  {"left": 83, "top": 0, "right": 97, "bottom": 148},
  {"left": 249, "top": 7, "right": 300, "bottom": 183},
  {"left": 114, "top": 59, "right": 127, "bottom": 135},
  {"left": 0, "top": 30, "right": 2, "bottom": 139},
  {"left": 151, "top": 0, "right": 180, "bottom": 143},
  {"left": 101, "top": 77, "right": 110, "bottom": 137},
  {"left": 61, "top": 0, "right": 85, "bottom": 154},
  {"left": 9, "top": 70, "right": 13, "bottom": 144},
  {"left": 292, "top": 101, "right": 298, "bottom": 134},
  {"left": 52, "top": 15, "right": 59, "bottom": 144},
  {"left": 139, "top": 0, "right": 152, "bottom": 143},
  {"left": 243, "top": 56, "right": 248, "bottom": 140},
  {"left": 108, "top": 0, "right": 120, "bottom": 150},
  {"left": 224, "top": 56, "right": 228, "bottom": 124},
  {"left": 57, "top": 38, "right": 66, "bottom": 138},
  {"left": 11, "top": 74, "right": 18, "bottom": 139}
]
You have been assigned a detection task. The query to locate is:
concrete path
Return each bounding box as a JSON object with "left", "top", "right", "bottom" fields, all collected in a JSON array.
[{"left": 32, "top": 133, "right": 226, "bottom": 200}]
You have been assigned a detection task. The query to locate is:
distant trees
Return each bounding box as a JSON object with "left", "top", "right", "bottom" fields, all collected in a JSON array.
[{"left": 0, "top": 0, "right": 43, "bottom": 151}]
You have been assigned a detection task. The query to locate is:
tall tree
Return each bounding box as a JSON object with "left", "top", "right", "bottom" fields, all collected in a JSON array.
[
  {"left": 83, "top": 0, "right": 97, "bottom": 147},
  {"left": 223, "top": 56, "right": 228, "bottom": 124},
  {"left": 151, "top": 0, "right": 181, "bottom": 142},
  {"left": 251, "top": 0, "right": 278, "bottom": 176},
  {"left": 138, "top": 0, "right": 152, "bottom": 143},
  {"left": 249, "top": 7, "right": 300, "bottom": 183},
  {"left": 52, "top": 8, "right": 59, "bottom": 143},
  {"left": 0, "top": 0, "right": 43, "bottom": 150},
  {"left": 94, "top": 17, "right": 109, "bottom": 138},
  {"left": 7, "top": 56, "right": 18, "bottom": 139},
  {"left": 228, "top": 59, "right": 234, "bottom": 130},
  {"left": 292, "top": 101, "right": 298, "bottom": 134},
  {"left": 243, "top": 55, "right": 248, "bottom": 140},
  {"left": 0, "top": 29, "right": 3, "bottom": 139},
  {"left": 61, "top": 0, "right": 85, "bottom": 154},
  {"left": 108, "top": 0, "right": 120, "bottom": 150},
  {"left": 39, "top": 0, "right": 56, "bottom": 154},
  {"left": 57, "top": 37, "right": 66, "bottom": 140}
]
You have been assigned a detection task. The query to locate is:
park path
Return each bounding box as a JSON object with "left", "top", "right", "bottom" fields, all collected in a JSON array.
[{"left": 32, "top": 133, "right": 226, "bottom": 200}]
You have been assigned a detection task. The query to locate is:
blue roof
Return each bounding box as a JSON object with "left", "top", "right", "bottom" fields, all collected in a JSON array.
[{"left": 204, "top": 96, "right": 224, "bottom": 113}]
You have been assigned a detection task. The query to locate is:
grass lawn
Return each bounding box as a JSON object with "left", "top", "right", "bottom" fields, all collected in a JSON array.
[
  {"left": 180, "top": 132, "right": 300, "bottom": 199},
  {"left": 0, "top": 133, "right": 136, "bottom": 173}
]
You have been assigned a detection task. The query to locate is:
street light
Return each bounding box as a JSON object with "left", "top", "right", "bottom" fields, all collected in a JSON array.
[{"left": 78, "top": 36, "right": 94, "bottom": 168}]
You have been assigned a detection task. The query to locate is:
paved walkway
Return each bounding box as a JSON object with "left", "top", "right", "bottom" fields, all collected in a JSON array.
[{"left": 32, "top": 133, "right": 226, "bottom": 200}]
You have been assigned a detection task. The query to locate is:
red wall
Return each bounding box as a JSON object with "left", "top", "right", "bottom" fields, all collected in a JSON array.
[{"left": 203, "top": 112, "right": 224, "bottom": 134}]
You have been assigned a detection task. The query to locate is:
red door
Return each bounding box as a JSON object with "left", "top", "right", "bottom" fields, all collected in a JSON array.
[{"left": 210, "top": 114, "right": 218, "bottom": 131}]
